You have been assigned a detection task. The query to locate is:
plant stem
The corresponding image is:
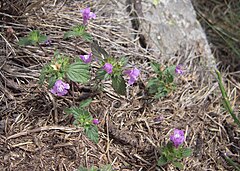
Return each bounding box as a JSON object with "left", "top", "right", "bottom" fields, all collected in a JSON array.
[
  {"left": 215, "top": 69, "right": 240, "bottom": 127},
  {"left": 222, "top": 153, "right": 240, "bottom": 171}
]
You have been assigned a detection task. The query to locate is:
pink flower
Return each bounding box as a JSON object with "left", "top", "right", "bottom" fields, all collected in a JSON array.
[
  {"left": 103, "top": 63, "right": 113, "bottom": 74},
  {"left": 50, "top": 80, "right": 70, "bottom": 96},
  {"left": 80, "top": 52, "right": 92, "bottom": 63},
  {"left": 175, "top": 65, "right": 183, "bottom": 75},
  {"left": 124, "top": 67, "right": 140, "bottom": 85},
  {"left": 80, "top": 7, "right": 96, "bottom": 25},
  {"left": 170, "top": 129, "right": 185, "bottom": 148},
  {"left": 92, "top": 119, "right": 99, "bottom": 125}
]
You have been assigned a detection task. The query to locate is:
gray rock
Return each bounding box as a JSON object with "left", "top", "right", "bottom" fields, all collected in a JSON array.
[{"left": 140, "top": 0, "right": 215, "bottom": 68}]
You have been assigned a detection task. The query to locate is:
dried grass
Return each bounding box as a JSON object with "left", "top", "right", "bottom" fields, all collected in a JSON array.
[{"left": 0, "top": 0, "right": 239, "bottom": 170}]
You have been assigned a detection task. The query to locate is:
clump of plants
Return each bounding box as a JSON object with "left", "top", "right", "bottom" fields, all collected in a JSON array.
[
  {"left": 158, "top": 129, "right": 192, "bottom": 170},
  {"left": 18, "top": 6, "right": 192, "bottom": 170}
]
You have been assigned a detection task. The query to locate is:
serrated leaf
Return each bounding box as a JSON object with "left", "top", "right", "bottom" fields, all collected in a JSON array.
[
  {"left": 157, "top": 155, "right": 168, "bottom": 166},
  {"left": 151, "top": 62, "right": 161, "bottom": 74},
  {"left": 91, "top": 40, "right": 109, "bottom": 60},
  {"left": 66, "top": 61, "right": 90, "bottom": 83},
  {"left": 64, "top": 25, "right": 89, "bottom": 40},
  {"left": 79, "top": 98, "right": 92, "bottom": 108},
  {"left": 18, "top": 37, "right": 33, "bottom": 46},
  {"left": 182, "top": 148, "right": 192, "bottom": 158},
  {"left": 29, "top": 30, "right": 47, "bottom": 44},
  {"left": 19, "top": 30, "right": 47, "bottom": 46},
  {"left": 164, "top": 65, "right": 176, "bottom": 76},
  {"left": 84, "top": 125, "right": 99, "bottom": 143},
  {"left": 48, "top": 75, "right": 57, "bottom": 88},
  {"left": 172, "top": 161, "right": 184, "bottom": 170},
  {"left": 112, "top": 75, "right": 126, "bottom": 95},
  {"left": 82, "top": 32, "right": 92, "bottom": 41},
  {"left": 96, "top": 69, "right": 107, "bottom": 80}
]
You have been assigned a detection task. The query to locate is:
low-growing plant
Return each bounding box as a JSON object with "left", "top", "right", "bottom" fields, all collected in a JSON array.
[
  {"left": 63, "top": 25, "right": 92, "bottom": 41},
  {"left": 19, "top": 30, "right": 47, "bottom": 46},
  {"left": 65, "top": 99, "right": 99, "bottom": 143},
  {"left": 147, "top": 62, "right": 182, "bottom": 98},
  {"left": 91, "top": 41, "right": 137, "bottom": 95},
  {"left": 39, "top": 52, "right": 90, "bottom": 89},
  {"left": 158, "top": 129, "right": 192, "bottom": 170}
]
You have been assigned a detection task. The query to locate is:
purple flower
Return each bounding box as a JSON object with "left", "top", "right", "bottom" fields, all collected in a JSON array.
[
  {"left": 124, "top": 67, "right": 140, "bottom": 85},
  {"left": 175, "top": 65, "right": 183, "bottom": 75},
  {"left": 50, "top": 80, "right": 70, "bottom": 96},
  {"left": 170, "top": 129, "right": 185, "bottom": 148},
  {"left": 92, "top": 119, "right": 99, "bottom": 125},
  {"left": 103, "top": 63, "right": 113, "bottom": 74},
  {"left": 80, "top": 52, "right": 92, "bottom": 63},
  {"left": 44, "top": 39, "right": 52, "bottom": 46},
  {"left": 80, "top": 7, "right": 96, "bottom": 25}
]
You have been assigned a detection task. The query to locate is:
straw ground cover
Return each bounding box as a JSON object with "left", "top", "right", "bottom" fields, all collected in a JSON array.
[
  {"left": 192, "top": 0, "right": 240, "bottom": 72},
  {"left": 0, "top": 0, "right": 239, "bottom": 170}
]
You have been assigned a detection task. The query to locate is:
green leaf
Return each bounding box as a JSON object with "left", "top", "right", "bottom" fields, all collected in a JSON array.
[
  {"left": 18, "top": 30, "right": 47, "bottom": 46},
  {"left": 66, "top": 61, "right": 90, "bottom": 83},
  {"left": 172, "top": 161, "right": 184, "bottom": 170},
  {"left": 18, "top": 37, "right": 33, "bottom": 46},
  {"left": 182, "top": 148, "right": 192, "bottom": 158},
  {"left": 82, "top": 32, "right": 92, "bottom": 41},
  {"left": 84, "top": 125, "right": 99, "bottom": 143},
  {"left": 78, "top": 166, "right": 97, "bottom": 171},
  {"left": 63, "top": 25, "right": 91, "bottom": 40},
  {"left": 157, "top": 155, "right": 168, "bottom": 166},
  {"left": 48, "top": 75, "right": 57, "bottom": 88},
  {"left": 151, "top": 62, "right": 161, "bottom": 74},
  {"left": 100, "top": 165, "right": 112, "bottom": 171},
  {"left": 29, "top": 30, "right": 47, "bottom": 44},
  {"left": 112, "top": 75, "right": 126, "bottom": 95},
  {"left": 164, "top": 65, "right": 176, "bottom": 76},
  {"left": 96, "top": 69, "right": 107, "bottom": 80},
  {"left": 79, "top": 98, "right": 92, "bottom": 108}
]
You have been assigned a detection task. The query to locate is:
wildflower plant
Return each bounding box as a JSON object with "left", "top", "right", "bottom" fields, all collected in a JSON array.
[
  {"left": 65, "top": 99, "right": 99, "bottom": 143},
  {"left": 158, "top": 129, "right": 192, "bottom": 170},
  {"left": 63, "top": 25, "right": 92, "bottom": 41},
  {"left": 147, "top": 62, "right": 180, "bottom": 98},
  {"left": 91, "top": 41, "right": 139, "bottom": 95},
  {"left": 39, "top": 52, "right": 90, "bottom": 90},
  {"left": 19, "top": 30, "right": 47, "bottom": 46}
]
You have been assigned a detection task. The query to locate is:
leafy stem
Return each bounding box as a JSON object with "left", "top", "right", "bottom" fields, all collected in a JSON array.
[{"left": 215, "top": 69, "right": 240, "bottom": 127}]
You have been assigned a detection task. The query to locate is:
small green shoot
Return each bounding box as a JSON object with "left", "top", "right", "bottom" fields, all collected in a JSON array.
[
  {"left": 19, "top": 30, "right": 47, "bottom": 46},
  {"left": 158, "top": 142, "right": 192, "bottom": 170},
  {"left": 64, "top": 25, "right": 92, "bottom": 41},
  {"left": 65, "top": 99, "right": 99, "bottom": 143},
  {"left": 147, "top": 62, "right": 176, "bottom": 98},
  {"left": 215, "top": 69, "right": 240, "bottom": 127}
]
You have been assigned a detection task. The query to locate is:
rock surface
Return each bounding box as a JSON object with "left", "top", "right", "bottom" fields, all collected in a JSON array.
[
  {"left": 97, "top": 0, "right": 216, "bottom": 69},
  {"left": 142, "top": 0, "right": 215, "bottom": 67}
]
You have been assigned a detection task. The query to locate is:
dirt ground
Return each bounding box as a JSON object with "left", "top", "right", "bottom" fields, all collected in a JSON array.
[{"left": 0, "top": 0, "right": 239, "bottom": 170}]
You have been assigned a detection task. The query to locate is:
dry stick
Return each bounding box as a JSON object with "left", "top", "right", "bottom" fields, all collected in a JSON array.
[
  {"left": 37, "top": 42, "right": 48, "bottom": 56},
  {"left": 215, "top": 69, "right": 240, "bottom": 127},
  {"left": 7, "top": 126, "right": 82, "bottom": 140}
]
